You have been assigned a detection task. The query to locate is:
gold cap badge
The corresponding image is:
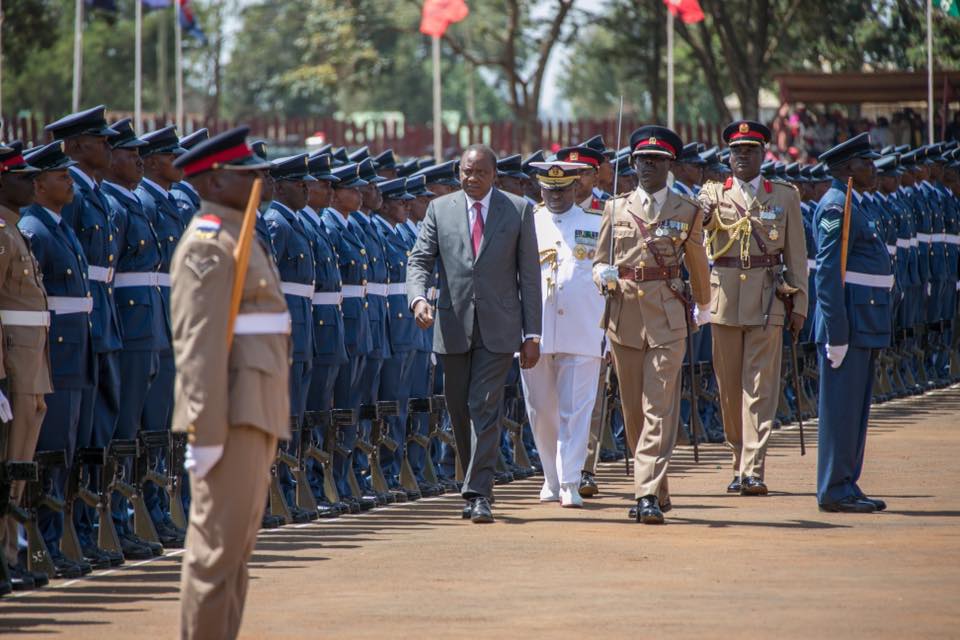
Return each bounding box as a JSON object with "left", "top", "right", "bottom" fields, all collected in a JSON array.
[{"left": 739, "top": 123, "right": 750, "bottom": 134}]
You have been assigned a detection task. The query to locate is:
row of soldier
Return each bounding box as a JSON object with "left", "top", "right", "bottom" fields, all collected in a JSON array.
[{"left": 1, "top": 105, "right": 959, "bottom": 596}]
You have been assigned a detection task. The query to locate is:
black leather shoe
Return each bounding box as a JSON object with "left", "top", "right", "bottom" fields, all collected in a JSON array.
[
  {"left": 389, "top": 489, "right": 408, "bottom": 503},
  {"left": 636, "top": 496, "right": 664, "bottom": 524},
  {"left": 51, "top": 555, "right": 83, "bottom": 579},
  {"left": 461, "top": 501, "right": 472, "bottom": 519},
  {"left": 156, "top": 522, "right": 185, "bottom": 548},
  {"left": 119, "top": 535, "right": 155, "bottom": 561},
  {"left": 494, "top": 471, "right": 514, "bottom": 485},
  {"left": 316, "top": 502, "right": 339, "bottom": 518},
  {"left": 859, "top": 495, "right": 887, "bottom": 511},
  {"left": 81, "top": 545, "right": 114, "bottom": 569},
  {"left": 357, "top": 495, "right": 378, "bottom": 511},
  {"left": 8, "top": 564, "right": 36, "bottom": 591},
  {"left": 819, "top": 496, "right": 877, "bottom": 513},
  {"left": 418, "top": 481, "right": 442, "bottom": 497},
  {"left": 127, "top": 532, "right": 163, "bottom": 556},
  {"left": 18, "top": 565, "right": 49, "bottom": 588},
  {"left": 0, "top": 579, "right": 10, "bottom": 596},
  {"left": 578, "top": 471, "right": 598, "bottom": 498},
  {"left": 726, "top": 476, "right": 742, "bottom": 493},
  {"left": 660, "top": 499, "right": 672, "bottom": 513},
  {"left": 470, "top": 497, "right": 494, "bottom": 524},
  {"left": 740, "top": 477, "right": 768, "bottom": 496},
  {"left": 261, "top": 514, "right": 283, "bottom": 529}
]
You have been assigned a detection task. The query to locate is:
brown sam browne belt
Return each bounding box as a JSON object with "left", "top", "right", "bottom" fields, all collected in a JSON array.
[
  {"left": 618, "top": 265, "right": 682, "bottom": 281},
  {"left": 712, "top": 254, "right": 783, "bottom": 269}
]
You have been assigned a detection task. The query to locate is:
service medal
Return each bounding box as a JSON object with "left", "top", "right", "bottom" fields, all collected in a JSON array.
[
  {"left": 574, "top": 244, "right": 587, "bottom": 260},
  {"left": 768, "top": 227, "right": 779, "bottom": 241}
]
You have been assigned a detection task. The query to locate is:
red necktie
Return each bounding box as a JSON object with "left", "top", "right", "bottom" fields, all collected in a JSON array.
[{"left": 471, "top": 201, "right": 484, "bottom": 256}]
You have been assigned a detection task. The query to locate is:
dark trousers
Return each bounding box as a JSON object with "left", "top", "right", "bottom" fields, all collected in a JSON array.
[
  {"left": 379, "top": 349, "right": 417, "bottom": 483},
  {"left": 438, "top": 326, "right": 514, "bottom": 500},
  {"left": 817, "top": 344, "right": 874, "bottom": 505},
  {"left": 305, "top": 362, "right": 340, "bottom": 499},
  {"left": 37, "top": 389, "right": 83, "bottom": 553},
  {"left": 333, "top": 355, "right": 364, "bottom": 498}
]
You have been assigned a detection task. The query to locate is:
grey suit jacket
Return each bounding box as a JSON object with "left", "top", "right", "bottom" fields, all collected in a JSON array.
[{"left": 406, "top": 188, "right": 542, "bottom": 355}]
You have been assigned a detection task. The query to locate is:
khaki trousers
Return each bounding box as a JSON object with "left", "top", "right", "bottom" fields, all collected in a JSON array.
[
  {"left": 2, "top": 393, "right": 46, "bottom": 565},
  {"left": 610, "top": 338, "right": 685, "bottom": 502},
  {"left": 179, "top": 425, "right": 276, "bottom": 640},
  {"left": 711, "top": 324, "right": 782, "bottom": 480}
]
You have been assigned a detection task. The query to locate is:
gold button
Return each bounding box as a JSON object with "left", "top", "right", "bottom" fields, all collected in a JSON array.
[
  {"left": 319, "top": 320, "right": 324, "bottom": 326},
  {"left": 24, "top": 268, "right": 29, "bottom": 275},
  {"left": 108, "top": 255, "right": 114, "bottom": 262},
  {"left": 399, "top": 261, "right": 404, "bottom": 267},
  {"left": 129, "top": 299, "right": 134, "bottom": 306},
  {"left": 259, "top": 278, "right": 267, "bottom": 287},
  {"left": 95, "top": 224, "right": 100, "bottom": 230},
  {"left": 326, "top": 257, "right": 331, "bottom": 262},
  {"left": 350, "top": 260, "right": 356, "bottom": 265},
  {"left": 373, "top": 257, "right": 377, "bottom": 262},
  {"left": 108, "top": 288, "right": 112, "bottom": 294},
  {"left": 67, "top": 268, "right": 72, "bottom": 275},
  {"left": 299, "top": 253, "right": 304, "bottom": 259},
  {"left": 397, "top": 313, "right": 403, "bottom": 318},
  {"left": 637, "top": 289, "right": 645, "bottom": 297},
  {"left": 870, "top": 299, "right": 875, "bottom": 305},
  {"left": 364, "top": 302, "right": 369, "bottom": 309},
  {"left": 739, "top": 273, "right": 747, "bottom": 281},
  {"left": 638, "top": 261, "right": 645, "bottom": 268},
  {"left": 140, "top": 239, "right": 145, "bottom": 246},
  {"left": 360, "top": 249, "right": 366, "bottom": 255},
  {"left": 362, "top": 265, "right": 368, "bottom": 270},
  {"left": 109, "top": 234, "right": 113, "bottom": 241},
  {"left": 58, "top": 336, "right": 63, "bottom": 343}
]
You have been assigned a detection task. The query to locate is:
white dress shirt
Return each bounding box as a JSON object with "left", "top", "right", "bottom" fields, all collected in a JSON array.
[
  {"left": 734, "top": 174, "right": 763, "bottom": 203},
  {"left": 465, "top": 188, "right": 493, "bottom": 229}
]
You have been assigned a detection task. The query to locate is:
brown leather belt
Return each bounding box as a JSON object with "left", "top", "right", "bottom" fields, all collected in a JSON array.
[
  {"left": 713, "top": 254, "right": 783, "bottom": 269},
  {"left": 618, "top": 265, "right": 681, "bottom": 281}
]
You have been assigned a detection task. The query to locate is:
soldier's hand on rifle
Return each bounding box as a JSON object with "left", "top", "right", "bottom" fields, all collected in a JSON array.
[
  {"left": 788, "top": 312, "right": 805, "bottom": 339},
  {"left": 694, "top": 304, "right": 712, "bottom": 327},
  {"left": 413, "top": 299, "right": 434, "bottom": 329},
  {"left": 0, "top": 389, "right": 12, "bottom": 423}
]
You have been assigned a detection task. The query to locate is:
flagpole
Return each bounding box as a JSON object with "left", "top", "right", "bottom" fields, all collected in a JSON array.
[
  {"left": 927, "top": 0, "right": 934, "bottom": 144},
  {"left": 667, "top": 9, "right": 675, "bottom": 130},
  {"left": 135, "top": 0, "right": 144, "bottom": 133},
  {"left": 72, "top": 0, "right": 83, "bottom": 112},
  {"left": 432, "top": 34, "right": 442, "bottom": 163},
  {"left": 175, "top": 0, "right": 184, "bottom": 131}
]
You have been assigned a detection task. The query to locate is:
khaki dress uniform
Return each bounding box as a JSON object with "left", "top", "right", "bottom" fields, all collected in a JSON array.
[
  {"left": 697, "top": 176, "right": 808, "bottom": 482},
  {"left": 0, "top": 204, "right": 53, "bottom": 565},
  {"left": 594, "top": 187, "right": 709, "bottom": 503},
  {"left": 172, "top": 199, "right": 291, "bottom": 640}
]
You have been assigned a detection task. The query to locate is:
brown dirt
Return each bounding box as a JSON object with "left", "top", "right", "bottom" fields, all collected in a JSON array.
[{"left": 2, "top": 386, "right": 959, "bottom": 639}]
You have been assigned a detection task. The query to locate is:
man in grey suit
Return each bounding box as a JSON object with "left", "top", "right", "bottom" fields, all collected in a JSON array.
[{"left": 407, "top": 144, "right": 542, "bottom": 523}]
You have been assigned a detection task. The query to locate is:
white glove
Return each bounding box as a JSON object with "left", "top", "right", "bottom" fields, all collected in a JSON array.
[
  {"left": 0, "top": 389, "right": 12, "bottom": 423},
  {"left": 825, "top": 344, "right": 848, "bottom": 369},
  {"left": 927, "top": 282, "right": 932, "bottom": 296},
  {"left": 598, "top": 265, "right": 619, "bottom": 289},
  {"left": 694, "top": 305, "right": 712, "bottom": 327}
]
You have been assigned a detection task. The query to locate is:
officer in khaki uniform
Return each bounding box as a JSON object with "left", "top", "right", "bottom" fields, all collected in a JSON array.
[
  {"left": 594, "top": 126, "right": 710, "bottom": 524},
  {"left": 697, "top": 120, "right": 808, "bottom": 496},
  {"left": 169, "top": 127, "right": 291, "bottom": 640},
  {"left": 0, "top": 144, "right": 53, "bottom": 582}
]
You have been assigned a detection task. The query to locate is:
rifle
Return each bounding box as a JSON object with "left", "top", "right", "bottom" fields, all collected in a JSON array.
[
  {"left": 168, "top": 432, "right": 188, "bottom": 530},
  {"left": 303, "top": 410, "right": 340, "bottom": 507},
  {"left": 403, "top": 397, "right": 440, "bottom": 492},
  {"left": 268, "top": 417, "right": 302, "bottom": 524},
  {"left": 787, "top": 336, "right": 807, "bottom": 455},
  {"left": 103, "top": 439, "right": 145, "bottom": 549},
  {"left": 62, "top": 447, "right": 106, "bottom": 562},
  {"left": 24, "top": 450, "right": 67, "bottom": 577},
  {"left": 1, "top": 422, "right": 38, "bottom": 585},
  {"left": 134, "top": 430, "right": 168, "bottom": 544}
]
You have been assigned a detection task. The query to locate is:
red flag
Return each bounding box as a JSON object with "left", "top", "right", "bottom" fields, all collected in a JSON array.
[
  {"left": 420, "top": 0, "right": 470, "bottom": 37},
  {"left": 663, "top": 0, "right": 705, "bottom": 24}
]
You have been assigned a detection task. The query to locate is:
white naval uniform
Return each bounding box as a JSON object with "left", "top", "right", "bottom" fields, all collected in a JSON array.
[{"left": 519, "top": 204, "right": 605, "bottom": 488}]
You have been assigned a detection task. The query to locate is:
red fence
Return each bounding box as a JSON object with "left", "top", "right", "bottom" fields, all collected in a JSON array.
[{"left": 2, "top": 112, "right": 725, "bottom": 158}]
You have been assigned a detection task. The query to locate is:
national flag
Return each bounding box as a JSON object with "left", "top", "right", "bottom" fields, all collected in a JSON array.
[
  {"left": 419, "top": 0, "right": 470, "bottom": 37},
  {"left": 663, "top": 0, "right": 705, "bottom": 24},
  {"left": 179, "top": 0, "right": 208, "bottom": 44},
  {"left": 941, "top": 0, "right": 960, "bottom": 18}
]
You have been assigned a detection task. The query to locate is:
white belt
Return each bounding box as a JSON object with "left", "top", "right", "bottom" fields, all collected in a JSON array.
[
  {"left": 87, "top": 265, "right": 114, "bottom": 283},
  {"left": 946, "top": 234, "right": 960, "bottom": 245},
  {"left": 427, "top": 286, "right": 438, "bottom": 301},
  {"left": 934, "top": 233, "right": 946, "bottom": 243},
  {"left": 47, "top": 296, "right": 94, "bottom": 315},
  {"left": 0, "top": 310, "right": 51, "bottom": 327},
  {"left": 807, "top": 259, "right": 817, "bottom": 271},
  {"left": 114, "top": 272, "right": 165, "bottom": 288},
  {"left": 916, "top": 233, "right": 932, "bottom": 243},
  {"left": 312, "top": 291, "right": 343, "bottom": 306},
  {"left": 233, "top": 312, "right": 291, "bottom": 335},
  {"left": 895, "top": 238, "right": 911, "bottom": 249},
  {"left": 956, "top": 281, "right": 960, "bottom": 291},
  {"left": 387, "top": 283, "right": 407, "bottom": 296},
  {"left": 365, "top": 282, "right": 388, "bottom": 297},
  {"left": 281, "top": 282, "right": 315, "bottom": 298},
  {"left": 886, "top": 245, "right": 897, "bottom": 256},
  {"left": 341, "top": 284, "right": 366, "bottom": 299},
  {"left": 844, "top": 271, "right": 894, "bottom": 290},
  {"left": 910, "top": 238, "right": 919, "bottom": 247}
]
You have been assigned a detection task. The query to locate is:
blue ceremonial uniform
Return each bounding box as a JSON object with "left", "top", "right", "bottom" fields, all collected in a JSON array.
[
  {"left": 170, "top": 180, "right": 201, "bottom": 226},
  {"left": 918, "top": 180, "right": 948, "bottom": 323},
  {"left": 18, "top": 204, "right": 95, "bottom": 553},
  {"left": 300, "top": 205, "right": 347, "bottom": 501},
  {"left": 813, "top": 180, "right": 893, "bottom": 505},
  {"left": 322, "top": 207, "right": 372, "bottom": 498},
  {"left": 374, "top": 214, "right": 418, "bottom": 486},
  {"left": 62, "top": 168, "right": 123, "bottom": 468}
]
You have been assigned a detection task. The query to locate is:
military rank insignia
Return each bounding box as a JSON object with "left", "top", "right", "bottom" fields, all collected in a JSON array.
[
  {"left": 575, "top": 229, "right": 599, "bottom": 260},
  {"left": 194, "top": 214, "right": 222, "bottom": 238}
]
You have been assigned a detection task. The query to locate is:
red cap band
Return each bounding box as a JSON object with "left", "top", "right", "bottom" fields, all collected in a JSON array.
[
  {"left": 0, "top": 154, "right": 25, "bottom": 171},
  {"left": 182, "top": 143, "right": 253, "bottom": 177},
  {"left": 634, "top": 139, "right": 676, "bottom": 157},
  {"left": 728, "top": 131, "right": 766, "bottom": 143},
  {"left": 560, "top": 150, "right": 599, "bottom": 167}
]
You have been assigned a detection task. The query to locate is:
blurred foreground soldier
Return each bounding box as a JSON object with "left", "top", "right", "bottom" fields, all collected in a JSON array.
[
  {"left": 0, "top": 143, "right": 54, "bottom": 588},
  {"left": 814, "top": 133, "right": 891, "bottom": 514},
  {"left": 594, "top": 126, "right": 710, "bottom": 523},
  {"left": 407, "top": 144, "right": 542, "bottom": 524},
  {"left": 170, "top": 127, "right": 290, "bottom": 639},
  {"left": 520, "top": 160, "right": 603, "bottom": 508},
  {"left": 698, "top": 120, "right": 808, "bottom": 496}
]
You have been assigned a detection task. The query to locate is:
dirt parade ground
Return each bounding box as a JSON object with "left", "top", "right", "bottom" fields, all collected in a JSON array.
[{"left": 2, "top": 386, "right": 959, "bottom": 639}]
